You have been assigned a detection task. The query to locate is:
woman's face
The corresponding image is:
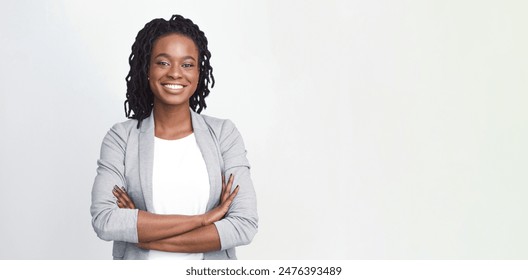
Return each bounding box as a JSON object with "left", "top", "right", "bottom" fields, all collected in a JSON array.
[{"left": 148, "top": 33, "right": 199, "bottom": 109}]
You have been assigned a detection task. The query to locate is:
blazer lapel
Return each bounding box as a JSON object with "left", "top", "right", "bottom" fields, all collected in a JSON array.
[
  {"left": 191, "top": 110, "right": 223, "bottom": 211},
  {"left": 138, "top": 113, "right": 155, "bottom": 212},
  {"left": 138, "top": 109, "right": 222, "bottom": 213}
]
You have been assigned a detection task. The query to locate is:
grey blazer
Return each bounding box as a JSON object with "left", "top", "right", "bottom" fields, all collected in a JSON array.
[{"left": 90, "top": 110, "right": 258, "bottom": 260}]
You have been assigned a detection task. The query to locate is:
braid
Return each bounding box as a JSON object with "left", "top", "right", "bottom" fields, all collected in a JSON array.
[{"left": 124, "top": 15, "right": 215, "bottom": 128}]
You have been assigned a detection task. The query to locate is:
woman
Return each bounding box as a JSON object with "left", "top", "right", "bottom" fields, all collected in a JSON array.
[{"left": 90, "top": 15, "right": 258, "bottom": 260}]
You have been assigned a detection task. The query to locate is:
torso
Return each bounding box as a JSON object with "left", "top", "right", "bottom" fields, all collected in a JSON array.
[{"left": 148, "top": 133, "right": 210, "bottom": 260}]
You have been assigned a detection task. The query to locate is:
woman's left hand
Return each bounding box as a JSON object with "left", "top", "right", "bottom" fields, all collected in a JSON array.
[{"left": 112, "top": 185, "right": 136, "bottom": 209}]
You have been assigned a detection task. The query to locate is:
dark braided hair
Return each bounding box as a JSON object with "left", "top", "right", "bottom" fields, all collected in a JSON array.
[{"left": 124, "top": 15, "right": 215, "bottom": 128}]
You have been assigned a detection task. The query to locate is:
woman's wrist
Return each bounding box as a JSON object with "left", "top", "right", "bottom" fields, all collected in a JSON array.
[{"left": 199, "top": 212, "right": 212, "bottom": 227}]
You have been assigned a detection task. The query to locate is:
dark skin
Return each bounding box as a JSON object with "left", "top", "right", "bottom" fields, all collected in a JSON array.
[
  {"left": 113, "top": 174, "right": 238, "bottom": 252},
  {"left": 148, "top": 33, "right": 200, "bottom": 140},
  {"left": 111, "top": 33, "right": 240, "bottom": 253}
]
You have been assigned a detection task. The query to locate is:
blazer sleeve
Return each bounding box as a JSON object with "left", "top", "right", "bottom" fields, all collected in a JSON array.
[
  {"left": 90, "top": 123, "right": 139, "bottom": 243},
  {"left": 213, "top": 120, "right": 259, "bottom": 250}
]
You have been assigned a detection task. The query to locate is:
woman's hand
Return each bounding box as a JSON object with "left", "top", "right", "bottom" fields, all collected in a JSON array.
[
  {"left": 112, "top": 185, "right": 136, "bottom": 209},
  {"left": 201, "top": 174, "right": 239, "bottom": 226}
]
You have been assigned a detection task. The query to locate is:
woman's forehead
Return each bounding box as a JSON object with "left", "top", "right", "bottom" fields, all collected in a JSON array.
[{"left": 151, "top": 33, "right": 198, "bottom": 56}]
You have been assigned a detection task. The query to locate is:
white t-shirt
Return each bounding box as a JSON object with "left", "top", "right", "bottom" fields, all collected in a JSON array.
[{"left": 148, "top": 133, "right": 210, "bottom": 260}]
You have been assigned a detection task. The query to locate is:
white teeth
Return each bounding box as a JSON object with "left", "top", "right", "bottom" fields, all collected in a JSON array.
[{"left": 163, "top": 84, "right": 184, "bottom": 90}]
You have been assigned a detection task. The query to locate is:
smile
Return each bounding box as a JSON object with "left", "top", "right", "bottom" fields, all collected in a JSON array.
[{"left": 163, "top": 84, "right": 184, "bottom": 90}]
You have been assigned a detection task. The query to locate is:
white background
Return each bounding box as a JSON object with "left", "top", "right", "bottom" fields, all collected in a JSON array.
[{"left": 0, "top": 0, "right": 527, "bottom": 259}]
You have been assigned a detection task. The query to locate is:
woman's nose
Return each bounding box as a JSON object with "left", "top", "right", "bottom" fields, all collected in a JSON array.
[{"left": 167, "top": 65, "right": 182, "bottom": 79}]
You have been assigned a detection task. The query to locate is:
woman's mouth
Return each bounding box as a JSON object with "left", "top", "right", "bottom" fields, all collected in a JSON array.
[{"left": 163, "top": 84, "right": 184, "bottom": 90}]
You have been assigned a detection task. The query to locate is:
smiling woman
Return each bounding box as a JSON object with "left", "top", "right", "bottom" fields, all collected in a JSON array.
[
  {"left": 149, "top": 34, "right": 200, "bottom": 112},
  {"left": 90, "top": 15, "right": 258, "bottom": 260}
]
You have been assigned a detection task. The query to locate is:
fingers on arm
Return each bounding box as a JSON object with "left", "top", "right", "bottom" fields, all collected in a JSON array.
[
  {"left": 112, "top": 185, "right": 136, "bottom": 209},
  {"left": 221, "top": 173, "right": 236, "bottom": 202},
  {"left": 221, "top": 174, "right": 239, "bottom": 211},
  {"left": 221, "top": 174, "right": 227, "bottom": 201},
  {"left": 228, "top": 185, "right": 239, "bottom": 201}
]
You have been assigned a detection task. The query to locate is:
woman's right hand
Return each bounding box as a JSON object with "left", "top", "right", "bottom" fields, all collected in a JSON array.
[{"left": 201, "top": 174, "right": 239, "bottom": 226}]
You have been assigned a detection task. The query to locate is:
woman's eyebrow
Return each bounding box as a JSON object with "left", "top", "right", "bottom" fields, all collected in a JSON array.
[{"left": 178, "top": 55, "right": 197, "bottom": 62}]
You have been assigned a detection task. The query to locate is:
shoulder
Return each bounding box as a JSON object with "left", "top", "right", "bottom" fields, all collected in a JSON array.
[
  {"left": 109, "top": 118, "right": 139, "bottom": 134},
  {"left": 198, "top": 113, "right": 240, "bottom": 139},
  {"left": 103, "top": 119, "right": 141, "bottom": 144},
  {"left": 199, "top": 114, "right": 250, "bottom": 168},
  {"left": 200, "top": 114, "right": 235, "bottom": 130},
  {"left": 198, "top": 114, "right": 247, "bottom": 155}
]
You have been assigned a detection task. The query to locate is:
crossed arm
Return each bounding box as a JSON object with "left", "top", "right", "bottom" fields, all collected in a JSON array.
[
  {"left": 91, "top": 120, "right": 257, "bottom": 254},
  {"left": 112, "top": 174, "right": 239, "bottom": 253}
]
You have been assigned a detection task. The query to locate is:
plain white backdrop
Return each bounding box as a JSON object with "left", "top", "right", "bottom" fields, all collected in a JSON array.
[{"left": 1, "top": 0, "right": 527, "bottom": 259}]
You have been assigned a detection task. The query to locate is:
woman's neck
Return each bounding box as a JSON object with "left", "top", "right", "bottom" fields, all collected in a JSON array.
[{"left": 153, "top": 104, "right": 193, "bottom": 140}]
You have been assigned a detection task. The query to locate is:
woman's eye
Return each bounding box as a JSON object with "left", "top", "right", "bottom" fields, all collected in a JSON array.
[
  {"left": 182, "top": 63, "right": 194, "bottom": 68},
  {"left": 157, "top": 61, "right": 170, "bottom": 66}
]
